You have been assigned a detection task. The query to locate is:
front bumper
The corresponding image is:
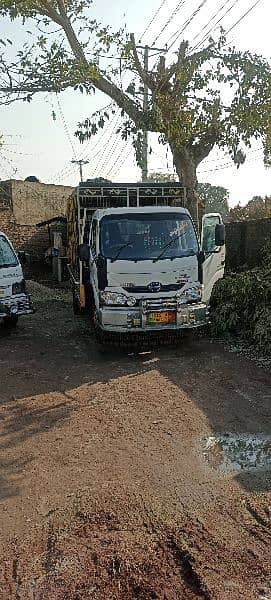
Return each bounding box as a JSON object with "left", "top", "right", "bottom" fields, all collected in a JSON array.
[
  {"left": 96, "top": 299, "right": 209, "bottom": 333},
  {"left": 0, "top": 293, "right": 34, "bottom": 318}
]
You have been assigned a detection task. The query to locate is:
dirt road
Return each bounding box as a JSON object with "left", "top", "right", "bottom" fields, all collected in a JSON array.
[{"left": 0, "top": 282, "right": 270, "bottom": 599}]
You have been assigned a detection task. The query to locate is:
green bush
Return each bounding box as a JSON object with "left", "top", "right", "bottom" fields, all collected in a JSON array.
[{"left": 210, "top": 249, "right": 271, "bottom": 355}]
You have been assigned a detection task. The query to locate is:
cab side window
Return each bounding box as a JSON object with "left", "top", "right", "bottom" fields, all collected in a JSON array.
[{"left": 202, "top": 215, "right": 221, "bottom": 253}]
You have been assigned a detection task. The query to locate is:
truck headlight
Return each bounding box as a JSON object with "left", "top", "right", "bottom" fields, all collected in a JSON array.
[
  {"left": 176, "top": 285, "right": 202, "bottom": 306},
  {"left": 184, "top": 285, "right": 202, "bottom": 302},
  {"left": 100, "top": 291, "right": 127, "bottom": 306},
  {"left": 126, "top": 296, "right": 137, "bottom": 307},
  {"left": 12, "top": 279, "right": 26, "bottom": 295}
]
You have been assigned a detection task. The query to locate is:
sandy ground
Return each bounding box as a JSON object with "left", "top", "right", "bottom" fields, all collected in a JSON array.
[{"left": 0, "top": 281, "right": 270, "bottom": 599}]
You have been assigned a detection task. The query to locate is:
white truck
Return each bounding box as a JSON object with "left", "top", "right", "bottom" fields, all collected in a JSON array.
[
  {"left": 67, "top": 181, "right": 225, "bottom": 342},
  {"left": 0, "top": 231, "right": 33, "bottom": 328}
]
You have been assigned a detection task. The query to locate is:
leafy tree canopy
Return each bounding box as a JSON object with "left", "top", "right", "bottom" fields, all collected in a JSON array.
[
  {"left": 146, "top": 172, "right": 177, "bottom": 183},
  {"left": 198, "top": 182, "right": 229, "bottom": 220},
  {"left": 0, "top": 0, "right": 270, "bottom": 222},
  {"left": 229, "top": 195, "right": 271, "bottom": 221}
]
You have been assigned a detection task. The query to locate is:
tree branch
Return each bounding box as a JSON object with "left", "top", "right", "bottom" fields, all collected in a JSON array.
[
  {"left": 130, "top": 34, "right": 154, "bottom": 91},
  {"left": 39, "top": 1, "right": 64, "bottom": 27}
]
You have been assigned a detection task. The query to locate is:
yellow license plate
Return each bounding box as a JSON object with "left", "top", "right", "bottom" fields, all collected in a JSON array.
[
  {"left": 0, "top": 289, "right": 6, "bottom": 298},
  {"left": 147, "top": 311, "right": 176, "bottom": 325}
]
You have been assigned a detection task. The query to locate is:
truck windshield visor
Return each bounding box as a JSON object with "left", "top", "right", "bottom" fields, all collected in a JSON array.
[
  {"left": 0, "top": 235, "right": 18, "bottom": 268},
  {"left": 100, "top": 213, "right": 198, "bottom": 261}
]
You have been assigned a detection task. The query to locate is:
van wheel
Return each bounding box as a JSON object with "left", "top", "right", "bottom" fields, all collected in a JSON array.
[{"left": 3, "top": 315, "right": 18, "bottom": 329}]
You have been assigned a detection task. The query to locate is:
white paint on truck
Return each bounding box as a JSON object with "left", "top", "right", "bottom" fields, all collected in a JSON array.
[
  {"left": 68, "top": 182, "right": 225, "bottom": 338},
  {"left": 0, "top": 232, "right": 33, "bottom": 325}
]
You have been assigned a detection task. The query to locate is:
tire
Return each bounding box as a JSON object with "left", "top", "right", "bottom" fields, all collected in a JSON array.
[
  {"left": 73, "top": 285, "right": 95, "bottom": 320},
  {"left": 3, "top": 315, "right": 18, "bottom": 329}
]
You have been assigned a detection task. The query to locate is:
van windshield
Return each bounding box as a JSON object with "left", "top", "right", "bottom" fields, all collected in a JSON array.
[
  {"left": 100, "top": 213, "right": 198, "bottom": 261},
  {"left": 0, "top": 235, "right": 18, "bottom": 268}
]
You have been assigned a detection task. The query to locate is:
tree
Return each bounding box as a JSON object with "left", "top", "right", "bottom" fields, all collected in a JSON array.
[
  {"left": 147, "top": 172, "right": 177, "bottom": 183},
  {"left": 229, "top": 195, "right": 271, "bottom": 221},
  {"left": 0, "top": 1, "right": 270, "bottom": 224},
  {"left": 197, "top": 183, "right": 229, "bottom": 220}
]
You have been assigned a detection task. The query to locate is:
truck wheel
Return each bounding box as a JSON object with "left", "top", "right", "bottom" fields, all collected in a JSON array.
[{"left": 3, "top": 315, "right": 18, "bottom": 329}]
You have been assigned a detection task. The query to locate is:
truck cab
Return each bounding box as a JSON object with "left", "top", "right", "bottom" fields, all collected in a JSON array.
[
  {"left": 68, "top": 182, "right": 225, "bottom": 339},
  {"left": 0, "top": 231, "right": 33, "bottom": 327}
]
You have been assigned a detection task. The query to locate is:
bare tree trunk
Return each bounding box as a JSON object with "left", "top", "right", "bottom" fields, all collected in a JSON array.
[{"left": 171, "top": 146, "right": 200, "bottom": 229}]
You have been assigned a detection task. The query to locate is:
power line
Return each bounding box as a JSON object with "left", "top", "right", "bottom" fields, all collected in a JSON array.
[
  {"left": 108, "top": 140, "right": 134, "bottom": 179},
  {"left": 90, "top": 111, "right": 122, "bottom": 177},
  {"left": 55, "top": 95, "right": 78, "bottom": 160},
  {"left": 52, "top": 108, "right": 118, "bottom": 181},
  {"left": 92, "top": 113, "right": 123, "bottom": 177},
  {"left": 56, "top": 110, "right": 121, "bottom": 183},
  {"left": 225, "top": 0, "right": 264, "bottom": 36},
  {"left": 190, "top": 0, "right": 235, "bottom": 46},
  {"left": 191, "top": 0, "right": 242, "bottom": 51},
  {"left": 198, "top": 153, "right": 264, "bottom": 174},
  {"left": 150, "top": 0, "right": 210, "bottom": 98},
  {"left": 101, "top": 116, "right": 128, "bottom": 177},
  {"left": 140, "top": 0, "right": 168, "bottom": 41},
  {"left": 167, "top": 0, "right": 209, "bottom": 51},
  {"left": 152, "top": 0, "right": 187, "bottom": 45},
  {"left": 105, "top": 139, "right": 128, "bottom": 178}
]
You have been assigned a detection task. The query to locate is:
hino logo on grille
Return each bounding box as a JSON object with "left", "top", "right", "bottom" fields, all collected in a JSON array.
[{"left": 148, "top": 282, "right": 161, "bottom": 293}]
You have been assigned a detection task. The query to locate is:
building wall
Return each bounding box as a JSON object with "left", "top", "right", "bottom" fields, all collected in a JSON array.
[
  {"left": 0, "top": 179, "right": 74, "bottom": 259},
  {"left": 10, "top": 180, "right": 74, "bottom": 225}
]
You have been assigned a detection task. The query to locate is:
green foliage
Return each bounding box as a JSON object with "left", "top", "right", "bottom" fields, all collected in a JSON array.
[
  {"left": 0, "top": 0, "right": 270, "bottom": 221},
  {"left": 147, "top": 172, "right": 177, "bottom": 183},
  {"left": 229, "top": 195, "right": 271, "bottom": 221},
  {"left": 211, "top": 248, "right": 271, "bottom": 355},
  {"left": 198, "top": 183, "right": 229, "bottom": 219}
]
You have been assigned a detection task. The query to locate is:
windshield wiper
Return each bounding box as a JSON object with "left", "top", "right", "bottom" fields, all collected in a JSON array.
[
  {"left": 111, "top": 243, "right": 133, "bottom": 262},
  {"left": 153, "top": 234, "right": 196, "bottom": 263}
]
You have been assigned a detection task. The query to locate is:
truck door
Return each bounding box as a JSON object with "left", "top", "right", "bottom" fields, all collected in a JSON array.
[{"left": 201, "top": 213, "right": 225, "bottom": 305}]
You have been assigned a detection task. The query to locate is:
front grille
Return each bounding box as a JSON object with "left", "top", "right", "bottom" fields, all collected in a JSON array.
[
  {"left": 123, "top": 283, "right": 185, "bottom": 293},
  {"left": 1, "top": 294, "right": 34, "bottom": 315},
  {"left": 144, "top": 298, "right": 177, "bottom": 311}
]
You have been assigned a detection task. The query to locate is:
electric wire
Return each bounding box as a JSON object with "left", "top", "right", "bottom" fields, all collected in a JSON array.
[
  {"left": 225, "top": 0, "right": 264, "bottom": 36},
  {"left": 191, "top": 0, "right": 242, "bottom": 51},
  {"left": 55, "top": 110, "right": 121, "bottom": 183},
  {"left": 190, "top": 0, "right": 235, "bottom": 46},
  {"left": 152, "top": 0, "right": 187, "bottom": 45},
  {"left": 140, "top": 0, "right": 168, "bottom": 41},
  {"left": 55, "top": 95, "right": 78, "bottom": 161},
  {"left": 167, "top": 0, "right": 209, "bottom": 51}
]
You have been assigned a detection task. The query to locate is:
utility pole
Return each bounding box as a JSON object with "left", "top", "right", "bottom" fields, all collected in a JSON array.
[
  {"left": 71, "top": 159, "right": 89, "bottom": 182},
  {"left": 135, "top": 43, "right": 167, "bottom": 183}
]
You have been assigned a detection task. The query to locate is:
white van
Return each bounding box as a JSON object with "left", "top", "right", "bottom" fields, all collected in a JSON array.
[{"left": 0, "top": 231, "right": 33, "bottom": 328}]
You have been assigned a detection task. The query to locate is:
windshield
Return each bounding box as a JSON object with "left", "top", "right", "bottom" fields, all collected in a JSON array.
[
  {"left": 100, "top": 213, "right": 199, "bottom": 261},
  {"left": 0, "top": 235, "right": 18, "bottom": 268}
]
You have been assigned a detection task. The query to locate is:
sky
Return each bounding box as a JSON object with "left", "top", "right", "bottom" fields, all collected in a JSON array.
[{"left": 0, "top": 0, "right": 270, "bottom": 207}]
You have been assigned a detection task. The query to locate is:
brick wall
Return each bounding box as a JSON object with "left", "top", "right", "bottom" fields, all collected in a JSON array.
[
  {"left": 0, "top": 205, "right": 49, "bottom": 258},
  {"left": 226, "top": 218, "right": 271, "bottom": 270}
]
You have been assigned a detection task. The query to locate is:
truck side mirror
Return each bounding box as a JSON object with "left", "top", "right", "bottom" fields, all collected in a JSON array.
[
  {"left": 78, "top": 243, "right": 90, "bottom": 261},
  {"left": 215, "top": 224, "right": 225, "bottom": 246}
]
